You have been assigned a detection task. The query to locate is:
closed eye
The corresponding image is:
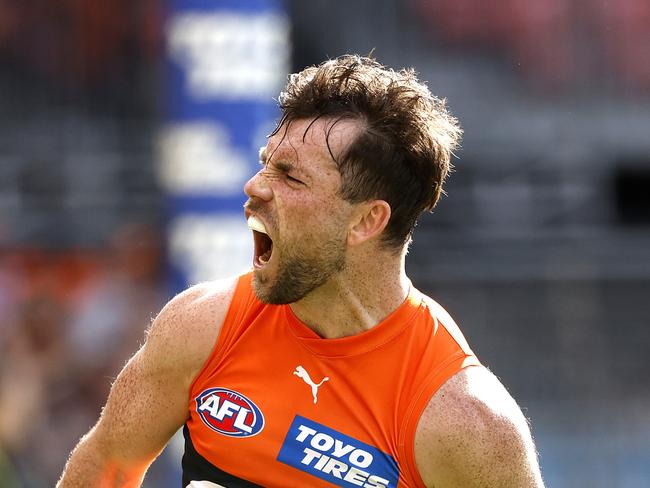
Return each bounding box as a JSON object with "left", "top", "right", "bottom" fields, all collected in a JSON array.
[
  {"left": 259, "top": 158, "right": 305, "bottom": 186},
  {"left": 286, "top": 174, "right": 303, "bottom": 185}
]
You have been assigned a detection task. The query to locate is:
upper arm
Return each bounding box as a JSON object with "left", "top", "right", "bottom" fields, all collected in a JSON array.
[
  {"left": 414, "top": 366, "right": 544, "bottom": 488},
  {"left": 86, "top": 277, "right": 237, "bottom": 470}
]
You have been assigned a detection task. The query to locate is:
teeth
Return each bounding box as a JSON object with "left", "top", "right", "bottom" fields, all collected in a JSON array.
[{"left": 247, "top": 215, "right": 268, "bottom": 235}]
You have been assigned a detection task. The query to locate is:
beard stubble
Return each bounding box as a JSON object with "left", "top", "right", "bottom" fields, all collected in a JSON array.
[{"left": 252, "top": 232, "right": 347, "bottom": 304}]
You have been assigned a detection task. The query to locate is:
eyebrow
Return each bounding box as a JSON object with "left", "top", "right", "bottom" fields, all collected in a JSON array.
[
  {"left": 262, "top": 147, "right": 301, "bottom": 175},
  {"left": 273, "top": 160, "right": 295, "bottom": 173}
]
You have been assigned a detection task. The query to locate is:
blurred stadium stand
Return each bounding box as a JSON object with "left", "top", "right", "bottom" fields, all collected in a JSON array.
[{"left": 0, "top": 0, "right": 649, "bottom": 486}]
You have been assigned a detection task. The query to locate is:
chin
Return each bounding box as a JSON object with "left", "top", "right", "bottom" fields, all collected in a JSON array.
[
  {"left": 252, "top": 274, "right": 283, "bottom": 305},
  {"left": 252, "top": 273, "right": 307, "bottom": 305}
]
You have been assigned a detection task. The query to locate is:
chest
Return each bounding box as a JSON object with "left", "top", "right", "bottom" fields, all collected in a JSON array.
[{"left": 185, "top": 323, "right": 408, "bottom": 487}]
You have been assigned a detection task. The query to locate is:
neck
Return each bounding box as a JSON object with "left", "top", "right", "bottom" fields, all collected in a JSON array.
[{"left": 289, "top": 248, "right": 410, "bottom": 339}]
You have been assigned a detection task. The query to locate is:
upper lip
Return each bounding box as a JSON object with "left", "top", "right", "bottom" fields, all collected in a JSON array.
[{"left": 245, "top": 208, "right": 272, "bottom": 237}]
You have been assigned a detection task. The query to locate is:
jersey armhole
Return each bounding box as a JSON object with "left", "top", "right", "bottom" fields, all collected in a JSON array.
[
  {"left": 186, "top": 273, "right": 255, "bottom": 401},
  {"left": 399, "top": 352, "right": 481, "bottom": 487}
]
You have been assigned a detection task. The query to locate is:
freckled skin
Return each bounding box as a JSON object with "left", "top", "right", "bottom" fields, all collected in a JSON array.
[
  {"left": 58, "top": 116, "right": 544, "bottom": 487},
  {"left": 245, "top": 118, "right": 355, "bottom": 306},
  {"left": 415, "top": 367, "right": 545, "bottom": 487},
  {"left": 57, "top": 279, "right": 237, "bottom": 487},
  {"left": 245, "top": 118, "right": 410, "bottom": 337}
]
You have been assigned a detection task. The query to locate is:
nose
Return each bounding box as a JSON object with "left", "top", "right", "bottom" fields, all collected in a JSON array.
[{"left": 244, "top": 168, "right": 273, "bottom": 202}]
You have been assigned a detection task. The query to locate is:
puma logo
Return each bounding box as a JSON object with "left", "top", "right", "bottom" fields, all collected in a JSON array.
[{"left": 293, "top": 365, "right": 329, "bottom": 404}]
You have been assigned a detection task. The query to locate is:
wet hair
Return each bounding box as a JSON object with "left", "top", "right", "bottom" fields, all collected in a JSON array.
[{"left": 272, "top": 54, "right": 462, "bottom": 251}]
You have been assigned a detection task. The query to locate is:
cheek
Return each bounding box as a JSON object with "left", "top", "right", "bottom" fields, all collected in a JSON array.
[{"left": 277, "top": 192, "right": 348, "bottom": 240}]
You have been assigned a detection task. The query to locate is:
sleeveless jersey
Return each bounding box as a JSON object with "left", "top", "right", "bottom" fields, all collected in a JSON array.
[{"left": 183, "top": 273, "right": 480, "bottom": 488}]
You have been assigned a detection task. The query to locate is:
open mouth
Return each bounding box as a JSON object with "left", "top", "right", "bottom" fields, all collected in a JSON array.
[{"left": 247, "top": 215, "right": 274, "bottom": 267}]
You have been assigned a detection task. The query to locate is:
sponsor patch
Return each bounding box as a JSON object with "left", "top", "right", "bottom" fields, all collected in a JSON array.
[
  {"left": 195, "top": 387, "right": 264, "bottom": 437},
  {"left": 277, "top": 416, "right": 399, "bottom": 487}
]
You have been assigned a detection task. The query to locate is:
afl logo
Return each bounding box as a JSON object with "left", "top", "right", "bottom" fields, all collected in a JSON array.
[{"left": 196, "top": 387, "right": 264, "bottom": 437}]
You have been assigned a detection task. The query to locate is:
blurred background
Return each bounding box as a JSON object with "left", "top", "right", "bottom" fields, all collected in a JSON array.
[{"left": 0, "top": 0, "right": 648, "bottom": 486}]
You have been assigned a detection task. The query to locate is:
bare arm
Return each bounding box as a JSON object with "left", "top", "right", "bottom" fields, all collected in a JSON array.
[
  {"left": 57, "top": 278, "right": 237, "bottom": 487},
  {"left": 415, "top": 366, "right": 544, "bottom": 488}
]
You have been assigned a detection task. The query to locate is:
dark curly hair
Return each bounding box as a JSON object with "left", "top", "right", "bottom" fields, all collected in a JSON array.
[{"left": 272, "top": 54, "right": 462, "bottom": 250}]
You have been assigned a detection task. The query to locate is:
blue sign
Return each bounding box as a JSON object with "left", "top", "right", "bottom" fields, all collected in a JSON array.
[{"left": 161, "top": 0, "right": 289, "bottom": 290}]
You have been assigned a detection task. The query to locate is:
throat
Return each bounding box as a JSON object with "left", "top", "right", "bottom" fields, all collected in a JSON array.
[
  {"left": 289, "top": 287, "right": 405, "bottom": 339},
  {"left": 287, "top": 255, "right": 411, "bottom": 339}
]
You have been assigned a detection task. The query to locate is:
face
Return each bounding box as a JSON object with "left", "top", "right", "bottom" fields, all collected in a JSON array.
[{"left": 243, "top": 117, "right": 360, "bottom": 304}]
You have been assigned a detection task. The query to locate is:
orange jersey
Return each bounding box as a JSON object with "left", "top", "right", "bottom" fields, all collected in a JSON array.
[{"left": 183, "top": 273, "right": 480, "bottom": 487}]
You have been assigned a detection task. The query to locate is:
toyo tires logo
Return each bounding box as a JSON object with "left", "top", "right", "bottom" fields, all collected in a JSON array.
[
  {"left": 277, "top": 416, "right": 398, "bottom": 487},
  {"left": 195, "top": 387, "right": 265, "bottom": 437}
]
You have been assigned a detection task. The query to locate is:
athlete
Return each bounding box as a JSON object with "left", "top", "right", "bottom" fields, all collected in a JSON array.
[{"left": 58, "top": 55, "right": 544, "bottom": 487}]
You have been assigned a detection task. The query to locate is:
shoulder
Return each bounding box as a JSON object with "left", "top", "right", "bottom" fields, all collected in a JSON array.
[
  {"left": 414, "top": 366, "right": 544, "bottom": 488},
  {"left": 141, "top": 275, "right": 240, "bottom": 384}
]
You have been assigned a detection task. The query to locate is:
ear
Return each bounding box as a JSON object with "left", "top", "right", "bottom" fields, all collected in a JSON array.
[{"left": 347, "top": 200, "right": 391, "bottom": 247}]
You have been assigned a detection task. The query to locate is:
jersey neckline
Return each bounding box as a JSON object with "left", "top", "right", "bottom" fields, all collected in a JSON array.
[{"left": 281, "top": 287, "right": 424, "bottom": 358}]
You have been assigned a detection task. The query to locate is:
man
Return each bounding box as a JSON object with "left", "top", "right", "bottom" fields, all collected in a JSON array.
[{"left": 58, "top": 55, "right": 544, "bottom": 487}]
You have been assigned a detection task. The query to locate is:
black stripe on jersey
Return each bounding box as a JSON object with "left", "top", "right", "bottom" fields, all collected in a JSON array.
[{"left": 182, "top": 425, "right": 263, "bottom": 488}]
